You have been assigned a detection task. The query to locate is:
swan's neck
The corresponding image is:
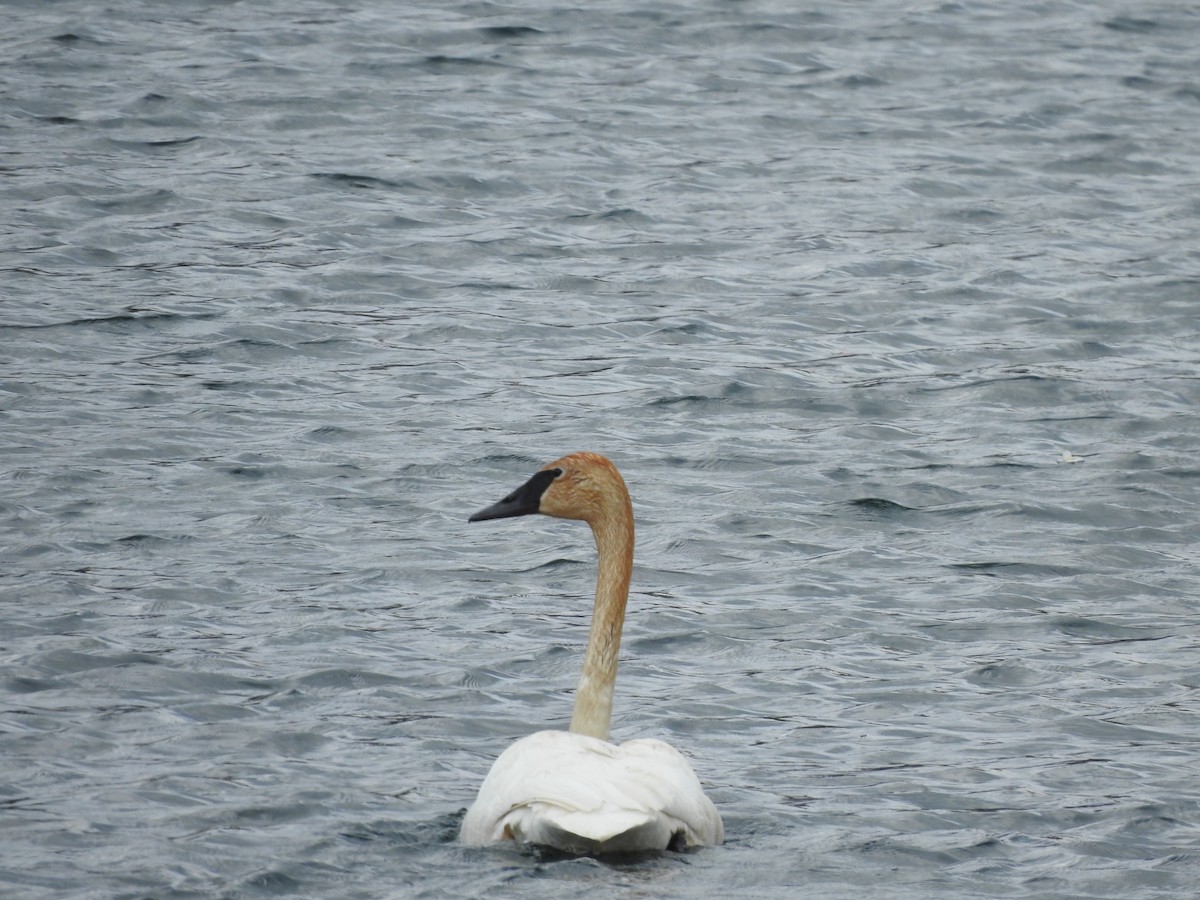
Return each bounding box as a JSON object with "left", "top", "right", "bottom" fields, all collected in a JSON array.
[{"left": 569, "top": 500, "right": 634, "bottom": 741}]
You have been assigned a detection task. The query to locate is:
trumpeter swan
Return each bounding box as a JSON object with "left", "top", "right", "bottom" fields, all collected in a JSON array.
[{"left": 459, "top": 452, "right": 723, "bottom": 854}]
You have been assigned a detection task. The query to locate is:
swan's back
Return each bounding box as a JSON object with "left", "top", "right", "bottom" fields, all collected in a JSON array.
[{"left": 459, "top": 730, "right": 723, "bottom": 854}]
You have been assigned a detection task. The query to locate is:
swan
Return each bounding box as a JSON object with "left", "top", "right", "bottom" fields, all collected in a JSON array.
[{"left": 459, "top": 452, "right": 723, "bottom": 854}]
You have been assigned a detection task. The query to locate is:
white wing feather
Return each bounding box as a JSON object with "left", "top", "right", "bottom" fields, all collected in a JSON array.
[{"left": 460, "top": 730, "right": 723, "bottom": 853}]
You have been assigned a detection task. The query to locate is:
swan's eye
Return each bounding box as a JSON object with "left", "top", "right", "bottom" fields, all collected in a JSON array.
[{"left": 550, "top": 468, "right": 564, "bottom": 479}]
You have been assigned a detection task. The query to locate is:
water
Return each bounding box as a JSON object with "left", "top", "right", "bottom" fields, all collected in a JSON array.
[{"left": 3, "top": 1, "right": 1199, "bottom": 896}]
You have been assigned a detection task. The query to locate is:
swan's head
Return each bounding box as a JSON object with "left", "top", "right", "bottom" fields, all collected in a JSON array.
[{"left": 468, "top": 452, "right": 630, "bottom": 525}]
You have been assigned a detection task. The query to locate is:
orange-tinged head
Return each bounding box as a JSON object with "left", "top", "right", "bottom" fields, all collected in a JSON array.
[{"left": 468, "top": 452, "right": 631, "bottom": 526}]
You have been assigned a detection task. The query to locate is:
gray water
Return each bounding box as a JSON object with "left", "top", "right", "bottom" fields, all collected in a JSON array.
[{"left": 3, "top": 1, "right": 1200, "bottom": 897}]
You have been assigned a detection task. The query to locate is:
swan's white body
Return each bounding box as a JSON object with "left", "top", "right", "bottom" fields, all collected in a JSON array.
[
  {"left": 460, "top": 453, "right": 723, "bottom": 854},
  {"left": 459, "top": 730, "right": 722, "bottom": 853}
]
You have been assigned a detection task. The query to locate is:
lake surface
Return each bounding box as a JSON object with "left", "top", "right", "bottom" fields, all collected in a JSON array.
[{"left": 3, "top": 1, "right": 1200, "bottom": 897}]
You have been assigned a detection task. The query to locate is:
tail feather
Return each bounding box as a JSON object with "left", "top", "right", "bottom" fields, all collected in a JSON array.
[{"left": 508, "top": 804, "right": 679, "bottom": 854}]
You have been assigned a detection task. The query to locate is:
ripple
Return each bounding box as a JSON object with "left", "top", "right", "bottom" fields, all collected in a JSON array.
[{"left": 3, "top": 1, "right": 1200, "bottom": 897}]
